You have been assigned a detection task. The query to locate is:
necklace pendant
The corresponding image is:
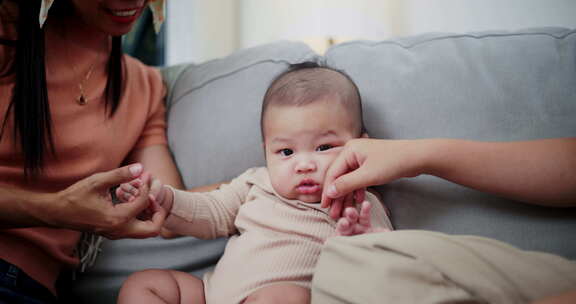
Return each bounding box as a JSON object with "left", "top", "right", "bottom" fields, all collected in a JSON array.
[{"left": 77, "top": 95, "right": 87, "bottom": 105}]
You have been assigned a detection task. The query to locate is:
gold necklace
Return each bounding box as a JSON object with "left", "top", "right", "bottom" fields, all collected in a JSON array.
[
  {"left": 59, "top": 24, "right": 103, "bottom": 106},
  {"left": 70, "top": 54, "right": 100, "bottom": 106}
]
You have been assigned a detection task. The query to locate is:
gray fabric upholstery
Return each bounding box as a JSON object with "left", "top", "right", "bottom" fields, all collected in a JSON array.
[{"left": 71, "top": 30, "right": 576, "bottom": 303}]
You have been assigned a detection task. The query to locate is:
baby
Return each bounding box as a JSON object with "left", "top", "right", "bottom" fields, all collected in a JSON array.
[{"left": 117, "top": 63, "right": 393, "bottom": 304}]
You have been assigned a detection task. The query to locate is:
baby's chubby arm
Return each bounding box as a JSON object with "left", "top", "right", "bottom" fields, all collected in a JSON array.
[{"left": 119, "top": 167, "right": 259, "bottom": 239}]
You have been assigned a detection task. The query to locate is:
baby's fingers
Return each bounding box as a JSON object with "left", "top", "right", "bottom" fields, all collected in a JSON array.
[
  {"left": 336, "top": 218, "right": 353, "bottom": 236},
  {"left": 116, "top": 179, "right": 143, "bottom": 203},
  {"left": 117, "top": 185, "right": 136, "bottom": 202},
  {"left": 342, "top": 193, "right": 355, "bottom": 214},
  {"left": 358, "top": 201, "right": 372, "bottom": 227},
  {"left": 344, "top": 207, "right": 359, "bottom": 223}
]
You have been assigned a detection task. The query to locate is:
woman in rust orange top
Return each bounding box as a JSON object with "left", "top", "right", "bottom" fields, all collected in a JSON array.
[{"left": 0, "top": 0, "right": 183, "bottom": 302}]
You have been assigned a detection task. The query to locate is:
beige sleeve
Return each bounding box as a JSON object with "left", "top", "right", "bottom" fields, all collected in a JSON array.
[{"left": 165, "top": 171, "right": 252, "bottom": 239}]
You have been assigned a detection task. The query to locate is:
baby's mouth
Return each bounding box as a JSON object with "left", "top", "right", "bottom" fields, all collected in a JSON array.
[{"left": 296, "top": 179, "right": 321, "bottom": 194}]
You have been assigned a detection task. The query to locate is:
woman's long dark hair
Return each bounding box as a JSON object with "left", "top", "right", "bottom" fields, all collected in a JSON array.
[{"left": 0, "top": 0, "right": 124, "bottom": 179}]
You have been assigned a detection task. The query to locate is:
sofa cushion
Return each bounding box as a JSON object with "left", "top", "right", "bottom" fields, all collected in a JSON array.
[{"left": 323, "top": 27, "right": 576, "bottom": 259}]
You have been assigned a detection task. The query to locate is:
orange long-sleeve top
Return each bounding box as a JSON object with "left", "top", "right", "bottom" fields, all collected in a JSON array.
[{"left": 0, "top": 11, "right": 168, "bottom": 293}]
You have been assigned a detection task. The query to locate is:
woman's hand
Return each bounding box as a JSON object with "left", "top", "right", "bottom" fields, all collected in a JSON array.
[
  {"left": 322, "top": 137, "right": 576, "bottom": 215},
  {"left": 45, "top": 164, "right": 166, "bottom": 239},
  {"left": 321, "top": 139, "right": 429, "bottom": 218}
]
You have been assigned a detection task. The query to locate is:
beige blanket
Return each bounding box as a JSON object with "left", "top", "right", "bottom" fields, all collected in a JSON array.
[{"left": 311, "top": 230, "right": 576, "bottom": 304}]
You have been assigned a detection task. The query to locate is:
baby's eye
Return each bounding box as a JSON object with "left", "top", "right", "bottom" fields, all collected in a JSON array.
[
  {"left": 278, "top": 149, "right": 294, "bottom": 156},
  {"left": 316, "top": 144, "right": 334, "bottom": 152}
]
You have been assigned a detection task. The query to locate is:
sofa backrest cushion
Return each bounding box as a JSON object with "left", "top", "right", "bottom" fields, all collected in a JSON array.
[{"left": 323, "top": 27, "right": 576, "bottom": 258}]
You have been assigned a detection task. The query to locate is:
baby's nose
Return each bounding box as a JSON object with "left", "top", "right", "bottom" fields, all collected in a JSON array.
[{"left": 295, "top": 159, "right": 317, "bottom": 173}]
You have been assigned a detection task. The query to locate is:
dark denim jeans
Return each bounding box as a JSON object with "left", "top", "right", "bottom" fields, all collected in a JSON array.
[{"left": 0, "top": 259, "right": 57, "bottom": 304}]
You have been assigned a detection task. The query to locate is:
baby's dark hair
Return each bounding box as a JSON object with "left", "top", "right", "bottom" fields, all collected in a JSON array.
[{"left": 260, "top": 62, "right": 365, "bottom": 139}]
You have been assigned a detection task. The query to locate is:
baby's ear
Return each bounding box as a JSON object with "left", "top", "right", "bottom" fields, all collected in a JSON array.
[{"left": 361, "top": 132, "right": 370, "bottom": 138}]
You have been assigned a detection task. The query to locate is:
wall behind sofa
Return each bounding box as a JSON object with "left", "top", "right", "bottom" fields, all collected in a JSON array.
[
  {"left": 399, "top": 0, "right": 576, "bottom": 37},
  {"left": 166, "top": 0, "right": 576, "bottom": 64}
]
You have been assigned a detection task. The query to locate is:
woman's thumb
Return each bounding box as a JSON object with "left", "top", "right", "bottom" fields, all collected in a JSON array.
[{"left": 94, "top": 163, "right": 143, "bottom": 189}]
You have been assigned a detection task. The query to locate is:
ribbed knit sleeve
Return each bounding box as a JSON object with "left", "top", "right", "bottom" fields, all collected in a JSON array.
[{"left": 165, "top": 169, "right": 254, "bottom": 239}]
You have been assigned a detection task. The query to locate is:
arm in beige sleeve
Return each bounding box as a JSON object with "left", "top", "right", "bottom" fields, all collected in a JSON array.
[{"left": 164, "top": 172, "right": 252, "bottom": 239}]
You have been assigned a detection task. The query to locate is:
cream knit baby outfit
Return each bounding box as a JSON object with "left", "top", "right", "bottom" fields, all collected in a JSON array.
[{"left": 166, "top": 167, "right": 392, "bottom": 304}]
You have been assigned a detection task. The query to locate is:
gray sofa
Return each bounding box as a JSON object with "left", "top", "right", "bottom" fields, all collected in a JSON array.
[{"left": 71, "top": 27, "right": 576, "bottom": 303}]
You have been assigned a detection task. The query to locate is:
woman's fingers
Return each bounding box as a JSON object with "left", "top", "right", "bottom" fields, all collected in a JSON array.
[
  {"left": 92, "top": 163, "right": 143, "bottom": 190},
  {"left": 329, "top": 196, "right": 345, "bottom": 219},
  {"left": 322, "top": 149, "right": 358, "bottom": 208},
  {"left": 354, "top": 189, "right": 365, "bottom": 206},
  {"left": 101, "top": 192, "right": 165, "bottom": 240},
  {"left": 328, "top": 166, "right": 375, "bottom": 202}
]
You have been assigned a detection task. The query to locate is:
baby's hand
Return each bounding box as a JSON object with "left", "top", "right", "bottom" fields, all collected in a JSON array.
[
  {"left": 116, "top": 176, "right": 169, "bottom": 221},
  {"left": 335, "top": 201, "right": 390, "bottom": 236},
  {"left": 115, "top": 178, "right": 153, "bottom": 219},
  {"left": 116, "top": 178, "right": 143, "bottom": 203}
]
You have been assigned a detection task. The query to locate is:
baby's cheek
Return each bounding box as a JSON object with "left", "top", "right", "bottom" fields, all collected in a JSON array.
[
  {"left": 268, "top": 168, "right": 286, "bottom": 189},
  {"left": 271, "top": 178, "right": 294, "bottom": 200},
  {"left": 320, "top": 154, "right": 339, "bottom": 176},
  {"left": 267, "top": 164, "right": 280, "bottom": 181}
]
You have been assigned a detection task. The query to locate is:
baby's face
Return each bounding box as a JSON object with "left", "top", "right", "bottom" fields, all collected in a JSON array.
[{"left": 263, "top": 99, "right": 357, "bottom": 203}]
